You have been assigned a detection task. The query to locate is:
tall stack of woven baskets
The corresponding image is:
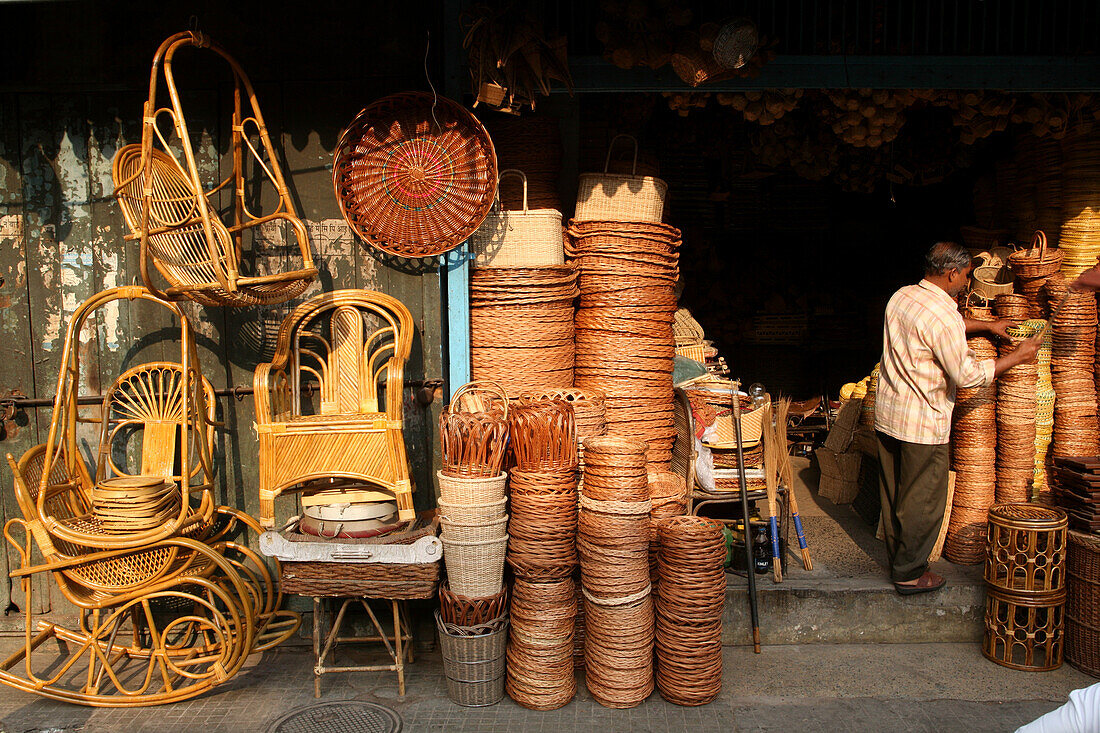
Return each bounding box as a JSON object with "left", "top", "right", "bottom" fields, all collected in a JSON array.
[
  {"left": 569, "top": 135, "right": 678, "bottom": 471},
  {"left": 469, "top": 170, "right": 575, "bottom": 395},
  {"left": 996, "top": 323, "right": 1039, "bottom": 505},
  {"left": 945, "top": 304, "right": 999, "bottom": 565},
  {"left": 578, "top": 436, "right": 655, "bottom": 708},
  {"left": 504, "top": 398, "right": 580, "bottom": 710},
  {"left": 437, "top": 383, "right": 512, "bottom": 706},
  {"left": 1059, "top": 132, "right": 1100, "bottom": 279},
  {"left": 1046, "top": 275, "right": 1100, "bottom": 458}
]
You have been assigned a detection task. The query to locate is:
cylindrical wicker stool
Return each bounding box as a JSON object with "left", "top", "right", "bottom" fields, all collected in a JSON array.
[
  {"left": 1066, "top": 530, "right": 1100, "bottom": 678},
  {"left": 985, "top": 503, "right": 1068, "bottom": 598},
  {"left": 982, "top": 503, "right": 1068, "bottom": 671}
]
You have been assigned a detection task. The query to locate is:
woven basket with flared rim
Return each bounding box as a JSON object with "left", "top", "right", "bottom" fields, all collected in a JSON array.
[
  {"left": 439, "top": 581, "right": 509, "bottom": 627},
  {"left": 508, "top": 399, "right": 578, "bottom": 471},
  {"left": 575, "top": 136, "right": 668, "bottom": 224},
  {"left": 470, "top": 170, "right": 564, "bottom": 269},
  {"left": 333, "top": 92, "right": 497, "bottom": 258},
  {"left": 655, "top": 516, "right": 725, "bottom": 706},
  {"left": 1010, "top": 231, "right": 1064, "bottom": 279}
]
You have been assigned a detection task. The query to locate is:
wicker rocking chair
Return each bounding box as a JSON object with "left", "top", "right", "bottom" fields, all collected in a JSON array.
[
  {"left": 112, "top": 31, "right": 316, "bottom": 307},
  {"left": 254, "top": 289, "right": 416, "bottom": 528},
  {"left": 1, "top": 286, "right": 299, "bottom": 706}
]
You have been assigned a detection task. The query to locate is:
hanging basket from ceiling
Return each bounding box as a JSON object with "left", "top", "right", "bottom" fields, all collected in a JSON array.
[{"left": 333, "top": 92, "right": 498, "bottom": 258}]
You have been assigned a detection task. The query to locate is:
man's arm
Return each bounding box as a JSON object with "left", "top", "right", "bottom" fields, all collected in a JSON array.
[
  {"left": 993, "top": 335, "right": 1042, "bottom": 377},
  {"left": 963, "top": 317, "right": 1013, "bottom": 339},
  {"left": 1072, "top": 264, "right": 1100, "bottom": 292}
]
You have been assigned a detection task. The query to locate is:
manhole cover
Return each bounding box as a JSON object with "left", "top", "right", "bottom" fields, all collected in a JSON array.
[{"left": 267, "top": 701, "right": 402, "bottom": 733}]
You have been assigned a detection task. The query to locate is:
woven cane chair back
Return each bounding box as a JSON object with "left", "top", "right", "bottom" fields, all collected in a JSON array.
[
  {"left": 112, "top": 31, "right": 316, "bottom": 307},
  {"left": 271, "top": 291, "right": 413, "bottom": 421},
  {"left": 37, "top": 287, "right": 215, "bottom": 550}
]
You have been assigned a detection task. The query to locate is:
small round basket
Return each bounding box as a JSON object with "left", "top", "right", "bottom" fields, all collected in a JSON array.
[{"left": 333, "top": 92, "right": 497, "bottom": 258}]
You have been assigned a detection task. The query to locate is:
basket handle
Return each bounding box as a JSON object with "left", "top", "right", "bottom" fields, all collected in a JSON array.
[
  {"left": 497, "top": 169, "right": 528, "bottom": 214},
  {"left": 604, "top": 134, "right": 639, "bottom": 175},
  {"left": 1031, "top": 230, "right": 1047, "bottom": 259},
  {"left": 450, "top": 380, "right": 510, "bottom": 419}
]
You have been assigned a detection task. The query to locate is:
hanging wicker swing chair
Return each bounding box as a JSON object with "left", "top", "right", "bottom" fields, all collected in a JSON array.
[{"left": 112, "top": 31, "right": 317, "bottom": 307}]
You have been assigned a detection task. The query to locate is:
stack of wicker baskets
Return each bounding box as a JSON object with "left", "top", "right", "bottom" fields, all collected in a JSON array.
[
  {"left": 994, "top": 293, "right": 1031, "bottom": 322},
  {"left": 1046, "top": 275, "right": 1100, "bottom": 458},
  {"left": 996, "top": 325, "right": 1038, "bottom": 505},
  {"left": 1066, "top": 530, "right": 1100, "bottom": 678},
  {"left": 946, "top": 327, "right": 998, "bottom": 565},
  {"left": 1059, "top": 131, "right": 1100, "bottom": 279},
  {"left": 505, "top": 577, "right": 578, "bottom": 710},
  {"left": 569, "top": 221, "right": 681, "bottom": 470},
  {"left": 858, "top": 366, "right": 879, "bottom": 428},
  {"left": 578, "top": 436, "right": 654, "bottom": 709},
  {"left": 469, "top": 266, "right": 578, "bottom": 396},
  {"left": 438, "top": 383, "right": 511, "bottom": 601},
  {"left": 654, "top": 516, "right": 725, "bottom": 706},
  {"left": 647, "top": 471, "right": 689, "bottom": 582},
  {"left": 1008, "top": 232, "right": 1062, "bottom": 319},
  {"left": 504, "top": 398, "right": 579, "bottom": 710},
  {"left": 983, "top": 503, "right": 1068, "bottom": 671}
]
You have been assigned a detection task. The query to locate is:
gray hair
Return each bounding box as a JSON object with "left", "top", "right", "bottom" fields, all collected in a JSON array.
[{"left": 924, "top": 241, "right": 972, "bottom": 276}]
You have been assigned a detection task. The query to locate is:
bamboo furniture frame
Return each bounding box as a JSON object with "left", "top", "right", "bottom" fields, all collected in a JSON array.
[
  {"left": 113, "top": 31, "right": 316, "bottom": 307},
  {"left": 254, "top": 289, "right": 416, "bottom": 528},
  {"left": 1, "top": 286, "right": 300, "bottom": 706},
  {"left": 312, "top": 597, "right": 413, "bottom": 698}
]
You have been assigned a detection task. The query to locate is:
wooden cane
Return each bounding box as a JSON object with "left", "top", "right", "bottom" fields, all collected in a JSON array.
[
  {"left": 776, "top": 397, "right": 813, "bottom": 571},
  {"left": 732, "top": 383, "right": 762, "bottom": 653}
]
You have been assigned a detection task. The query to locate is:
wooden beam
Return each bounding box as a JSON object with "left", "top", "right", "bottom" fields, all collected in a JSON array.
[{"left": 565, "top": 55, "right": 1100, "bottom": 92}]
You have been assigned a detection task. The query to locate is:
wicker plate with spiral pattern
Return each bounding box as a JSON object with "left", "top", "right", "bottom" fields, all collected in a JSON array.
[{"left": 333, "top": 92, "right": 497, "bottom": 258}]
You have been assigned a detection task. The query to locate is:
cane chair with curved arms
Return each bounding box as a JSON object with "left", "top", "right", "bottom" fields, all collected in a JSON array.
[
  {"left": 254, "top": 289, "right": 416, "bottom": 528},
  {"left": 0, "top": 286, "right": 300, "bottom": 706},
  {"left": 112, "top": 31, "right": 316, "bottom": 307}
]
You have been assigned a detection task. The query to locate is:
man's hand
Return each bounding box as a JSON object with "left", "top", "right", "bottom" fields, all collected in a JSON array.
[
  {"left": 1014, "top": 335, "right": 1042, "bottom": 364},
  {"left": 987, "top": 319, "right": 1014, "bottom": 339},
  {"left": 1071, "top": 264, "right": 1100, "bottom": 293}
]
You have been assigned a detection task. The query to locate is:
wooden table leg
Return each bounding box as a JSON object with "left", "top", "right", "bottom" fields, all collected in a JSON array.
[
  {"left": 313, "top": 597, "right": 321, "bottom": 699},
  {"left": 393, "top": 600, "right": 405, "bottom": 697}
]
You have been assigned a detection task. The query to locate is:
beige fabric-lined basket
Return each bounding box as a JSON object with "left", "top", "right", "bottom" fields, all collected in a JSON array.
[
  {"left": 575, "top": 135, "right": 668, "bottom": 224},
  {"left": 471, "top": 170, "right": 564, "bottom": 268}
]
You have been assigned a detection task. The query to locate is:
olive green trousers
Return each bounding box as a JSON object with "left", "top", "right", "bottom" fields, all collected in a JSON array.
[{"left": 875, "top": 430, "right": 950, "bottom": 583}]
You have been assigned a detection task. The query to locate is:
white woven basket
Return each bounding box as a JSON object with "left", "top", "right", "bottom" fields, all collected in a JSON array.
[
  {"left": 470, "top": 170, "right": 564, "bottom": 268},
  {"left": 574, "top": 135, "right": 667, "bottom": 224}
]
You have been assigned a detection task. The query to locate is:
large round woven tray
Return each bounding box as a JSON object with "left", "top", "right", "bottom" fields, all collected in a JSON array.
[{"left": 333, "top": 92, "right": 497, "bottom": 258}]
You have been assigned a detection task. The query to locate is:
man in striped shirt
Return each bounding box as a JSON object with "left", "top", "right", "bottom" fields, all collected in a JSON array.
[{"left": 876, "top": 242, "right": 1041, "bottom": 595}]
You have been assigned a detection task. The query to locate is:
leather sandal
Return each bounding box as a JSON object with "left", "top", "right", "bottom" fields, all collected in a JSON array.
[{"left": 894, "top": 571, "right": 946, "bottom": 596}]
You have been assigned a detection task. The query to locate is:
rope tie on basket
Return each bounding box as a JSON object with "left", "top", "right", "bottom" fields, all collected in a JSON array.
[
  {"left": 423, "top": 30, "right": 441, "bottom": 135},
  {"left": 582, "top": 585, "right": 652, "bottom": 607},
  {"left": 579, "top": 495, "right": 652, "bottom": 514}
]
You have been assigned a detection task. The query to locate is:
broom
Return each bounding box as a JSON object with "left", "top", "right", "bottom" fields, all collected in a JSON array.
[
  {"left": 761, "top": 401, "right": 783, "bottom": 582},
  {"left": 776, "top": 397, "right": 813, "bottom": 571}
]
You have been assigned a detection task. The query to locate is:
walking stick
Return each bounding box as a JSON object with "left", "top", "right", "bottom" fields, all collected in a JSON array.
[
  {"left": 776, "top": 397, "right": 812, "bottom": 571},
  {"left": 732, "top": 383, "right": 762, "bottom": 653}
]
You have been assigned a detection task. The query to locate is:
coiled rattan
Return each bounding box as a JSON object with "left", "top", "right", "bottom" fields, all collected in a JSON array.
[
  {"left": 505, "top": 577, "right": 577, "bottom": 710},
  {"left": 996, "top": 331, "right": 1038, "bottom": 504},
  {"left": 1045, "top": 275, "right": 1100, "bottom": 458},
  {"left": 654, "top": 516, "right": 725, "bottom": 706},
  {"left": 507, "top": 467, "right": 579, "bottom": 581}
]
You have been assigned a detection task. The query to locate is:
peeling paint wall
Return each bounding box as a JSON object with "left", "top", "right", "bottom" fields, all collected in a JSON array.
[{"left": 0, "top": 85, "right": 444, "bottom": 620}]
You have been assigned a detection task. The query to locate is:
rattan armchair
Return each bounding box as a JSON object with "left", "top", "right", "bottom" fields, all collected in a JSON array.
[
  {"left": 112, "top": 31, "right": 316, "bottom": 307},
  {"left": 254, "top": 289, "right": 416, "bottom": 528},
  {"left": 0, "top": 286, "right": 299, "bottom": 706}
]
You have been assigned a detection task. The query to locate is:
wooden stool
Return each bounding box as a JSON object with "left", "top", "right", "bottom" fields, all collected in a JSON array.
[
  {"left": 982, "top": 586, "right": 1066, "bottom": 671},
  {"left": 312, "top": 597, "right": 413, "bottom": 698}
]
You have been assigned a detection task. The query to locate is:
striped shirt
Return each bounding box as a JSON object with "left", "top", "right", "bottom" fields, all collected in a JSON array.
[{"left": 875, "top": 280, "right": 995, "bottom": 445}]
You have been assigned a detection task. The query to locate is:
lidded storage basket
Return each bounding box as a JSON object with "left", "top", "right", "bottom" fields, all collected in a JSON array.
[
  {"left": 470, "top": 170, "right": 564, "bottom": 268},
  {"left": 575, "top": 135, "right": 667, "bottom": 224}
]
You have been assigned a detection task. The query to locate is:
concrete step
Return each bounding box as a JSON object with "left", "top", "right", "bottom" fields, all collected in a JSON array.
[{"left": 721, "top": 564, "right": 986, "bottom": 645}]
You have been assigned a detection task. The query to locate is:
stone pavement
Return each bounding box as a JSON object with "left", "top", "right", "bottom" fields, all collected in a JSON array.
[{"left": 0, "top": 636, "right": 1093, "bottom": 733}]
